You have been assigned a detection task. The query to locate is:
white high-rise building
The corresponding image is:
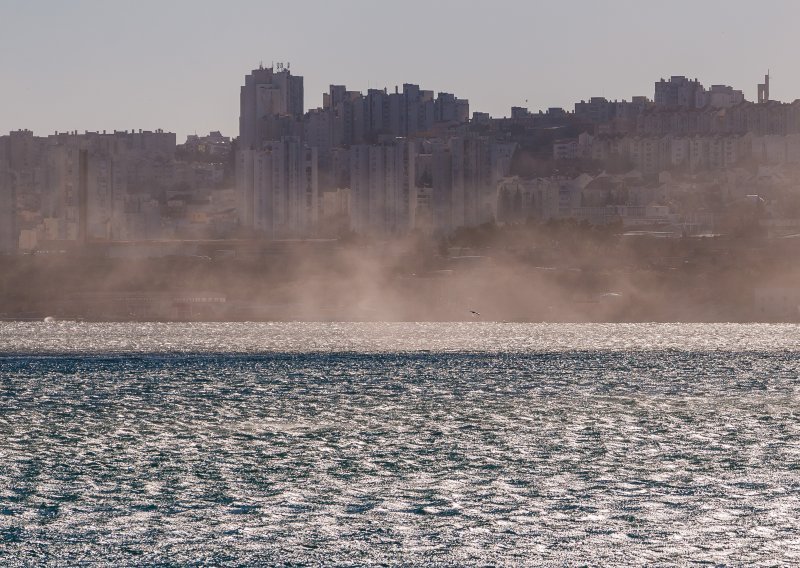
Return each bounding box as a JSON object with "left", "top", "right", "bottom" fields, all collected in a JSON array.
[
  {"left": 1, "top": 128, "right": 174, "bottom": 246},
  {"left": 41, "top": 131, "right": 172, "bottom": 241},
  {"left": 0, "top": 165, "right": 15, "bottom": 252},
  {"left": 349, "top": 139, "right": 416, "bottom": 236},
  {"left": 238, "top": 137, "right": 318, "bottom": 238},
  {"left": 83, "top": 148, "right": 126, "bottom": 241},
  {"left": 239, "top": 65, "right": 304, "bottom": 150},
  {"left": 449, "top": 135, "right": 495, "bottom": 228},
  {"left": 237, "top": 66, "right": 311, "bottom": 236},
  {"left": 426, "top": 135, "right": 514, "bottom": 235}
]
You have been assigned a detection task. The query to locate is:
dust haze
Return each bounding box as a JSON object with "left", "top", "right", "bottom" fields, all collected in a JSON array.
[
  {"left": 0, "top": 212, "right": 793, "bottom": 322},
  {"left": 3, "top": 72, "right": 800, "bottom": 322}
]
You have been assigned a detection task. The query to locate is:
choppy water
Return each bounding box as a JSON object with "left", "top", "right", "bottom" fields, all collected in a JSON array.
[{"left": 2, "top": 323, "right": 800, "bottom": 565}]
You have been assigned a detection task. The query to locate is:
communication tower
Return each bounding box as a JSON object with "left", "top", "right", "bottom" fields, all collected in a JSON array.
[{"left": 758, "top": 71, "right": 770, "bottom": 103}]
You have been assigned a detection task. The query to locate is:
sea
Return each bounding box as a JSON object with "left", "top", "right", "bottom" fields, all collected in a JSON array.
[{"left": 1, "top": 322, "right": 800, "bottom": 566}]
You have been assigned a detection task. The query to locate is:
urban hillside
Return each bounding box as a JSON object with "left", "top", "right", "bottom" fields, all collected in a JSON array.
[{"left": 2, "top": 68, "right": 800, "bottom": 321}]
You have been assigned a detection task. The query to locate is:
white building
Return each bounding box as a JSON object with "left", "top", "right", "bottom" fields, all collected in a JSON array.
[
  {"left": 2, "top": 128, "right": 178, "bottom": 246},
  {"left": 42, "top": 143, "right": 79, "bottom": 238},
  {"left": 450, "top": 135, "right": 496, "bottom": 228},
  {"left": 422, "top": 135, "right": 515, "bottom": 235},
  {"left": 0, "top": 166, "right": 14, "bottom": 252},
  {"left": 349, "top": 139, "right": 416, "bottom": 236},
  {"left": 496, "top": 176, "right": 560, "bottom": 223},
  {"left": 697, "top": 84, "right": 745, "bottom": 109},
  {"left": 84, "top": 148, "right": 124, "bottom": 241},
  {"left": 752, "top": 134, "right": 800, "bottom": 164},
  {"left": 238, "top": 137, "right": 318, "bottom": 238},
  {"left": 628, "top": 136, "right": 670, "bottom": 173},
  {"left": 41, "top": 130, "right": 174, "bottom": 241},
  {"left": 586, "top": 133, "right": 751, "bottom": 173},
  {"left": 239, "top": 65, "right": 304, "bottom": 150},
  {"left": 553, "top": 139, "right": 579, "bottom": 160}
]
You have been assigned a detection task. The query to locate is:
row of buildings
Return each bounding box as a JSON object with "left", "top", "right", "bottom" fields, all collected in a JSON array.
[
  {"left": 495, "top": 164, "right": 799, "bottom": 232},
  {"left": 555, "top": 132, "right": 800, "bottom": 173},
  {"left": 0, "top": 128, "right": 236, "bottom": 251},
  {"left": 234, "top": 68, "right": 800, "bottom": 241},
  {"left": 496, "top": 173, "right": 673, "bottom": 228},
  {"left": 235, "top": 65, "right": 513, "bottom": 239},
  {"left": 4, "top": 67, "right": 800, "bottom": 253},
  {"left": 235, "top": 133, "right": 516, "bottom": 238}
]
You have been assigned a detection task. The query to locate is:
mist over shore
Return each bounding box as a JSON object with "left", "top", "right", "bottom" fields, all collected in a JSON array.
[{"left": 2, "top": 220, "right": 795, "bottom": 323}]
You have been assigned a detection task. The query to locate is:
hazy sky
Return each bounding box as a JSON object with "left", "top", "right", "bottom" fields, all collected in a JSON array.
[{"left": 2, "top": 0, "right": 799, "bottom": 140}]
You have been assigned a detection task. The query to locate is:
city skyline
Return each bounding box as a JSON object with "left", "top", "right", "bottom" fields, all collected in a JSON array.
[
  {"left": 4, "top": 5, "right": 800, "bottom": 565},
  {"left": 3, "top": 0, "right": 799, "bottom": 139}
]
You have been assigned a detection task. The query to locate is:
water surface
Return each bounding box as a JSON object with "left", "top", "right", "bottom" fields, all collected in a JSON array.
[{"left": 1, "top": 323, "right": 799, "bottom": 565}]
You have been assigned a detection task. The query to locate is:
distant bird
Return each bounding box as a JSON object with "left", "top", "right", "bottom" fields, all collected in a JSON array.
[{"left": 470, "top": 310, "right": 481, "bottom": 317}]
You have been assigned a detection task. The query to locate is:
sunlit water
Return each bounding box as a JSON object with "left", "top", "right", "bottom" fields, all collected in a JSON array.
[{"left": 2, "top": 323, "right": 800, "bottom": 565}]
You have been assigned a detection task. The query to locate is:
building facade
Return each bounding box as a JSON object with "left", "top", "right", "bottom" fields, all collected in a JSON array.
[
  {"left": 349, "top": 139, "right": 416, "bottom": 236},
  {"left": 239, "top": 65, "right": 304, "bottom": 150},
  {"left": 238, "top": 137, "right": 319, "bottom": 238}
]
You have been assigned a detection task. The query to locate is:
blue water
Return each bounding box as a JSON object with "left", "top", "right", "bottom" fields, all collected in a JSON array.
[{"left": 2, "top": 323, "right": 800, "bottom": 565}]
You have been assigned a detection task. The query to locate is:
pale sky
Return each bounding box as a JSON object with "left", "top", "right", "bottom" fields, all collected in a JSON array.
[{"left": 2, "top": 0, "right": 798, "bottom": 141}]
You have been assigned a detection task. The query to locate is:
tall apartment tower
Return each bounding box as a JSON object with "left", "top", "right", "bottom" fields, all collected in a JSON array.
[
  {"left": 349, "top": 139, "right": 416, "bottom": 236},
  {"left": 239, "top": 64, "right": 304, "bottom": 150},
  {"left": 78, "top": 148, "right": 89, "bottom": 243},
  {"left": 237, "top": 137, "right": 318, "bottom": 238},
  {"left": 758, "top": 72, "right": 770, "bottom": 104},
  {"left": 237, "top": 65, "right": 308, "bottom": 233},
  {"left": 654, "top": 76, "right": 704, "bottom": 108},
  {"left": 0, "top": 167, "right": 15, "bottom": 252}
]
